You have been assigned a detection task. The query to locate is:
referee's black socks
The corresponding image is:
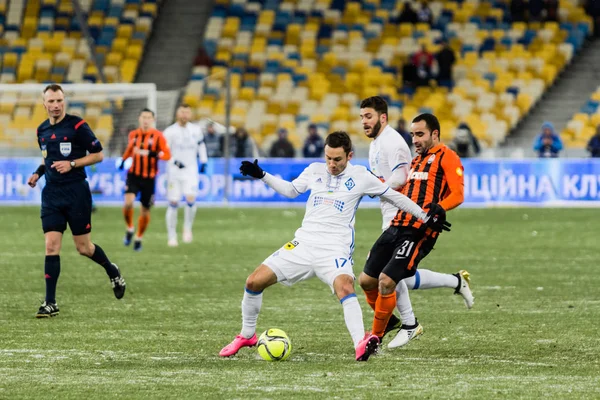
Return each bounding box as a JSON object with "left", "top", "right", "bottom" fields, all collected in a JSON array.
[
  {"left": 89, "top": 244, "right": 119, "bottom": 279},
  {"left": 44, "top": 255, "right": 60, "bottom": 304}
]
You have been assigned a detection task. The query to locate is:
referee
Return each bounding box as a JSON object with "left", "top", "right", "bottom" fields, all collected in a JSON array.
[{"left": 27, "top": 84, "right": 126, "bottom": 318}]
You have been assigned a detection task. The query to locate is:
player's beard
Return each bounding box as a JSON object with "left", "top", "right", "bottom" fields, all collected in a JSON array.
[{"left": 364, "top": 120, "right": 382, "bottom": 139}]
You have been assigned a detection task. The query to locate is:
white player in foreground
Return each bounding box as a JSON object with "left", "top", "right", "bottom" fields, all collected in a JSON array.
[
  {"left": 163, "top": 104, "right": 208, "bottom": 246},
  {"left": 218, "top": 131, "right": 449, "bottom": 361},
  {"left": 359, "top": 96, "right": 474, "bottom": 349}
]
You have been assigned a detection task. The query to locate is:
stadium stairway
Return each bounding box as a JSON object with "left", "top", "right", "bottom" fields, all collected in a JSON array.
[
  {"left": 506, "top": 37, "right": 600, "bottom": 149},
  {"left": 112, "top": 0, "right": 214, "bottom": 153},
  {"left": 136, "top": 0, "right": 215, "bottom": 90}
]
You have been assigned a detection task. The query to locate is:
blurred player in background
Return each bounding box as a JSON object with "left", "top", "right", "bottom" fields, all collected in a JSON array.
[
  {"left": 360, "top": 113, "right": 469, "bottom": 349},
  {"left": 28, "top": 84, "right": 126, "bottom": 318},
  {"left": 119, "top": 108, "right": 171, "bottom": 251},
  {"left": 163, "top": 104, "right": 208, "bottom": 247},
  {"left": 219, "top": 132, "right": 449, "bottom": 362}
]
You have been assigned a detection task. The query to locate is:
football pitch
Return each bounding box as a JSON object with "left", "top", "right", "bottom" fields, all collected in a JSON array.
[{"left": 0, "top": 206, "right": 598, "bottom": 399}]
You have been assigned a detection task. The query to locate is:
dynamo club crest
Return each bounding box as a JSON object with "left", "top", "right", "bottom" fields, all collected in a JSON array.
[{"left": 60, "top": 142, "right": 72, "bottom": 157}]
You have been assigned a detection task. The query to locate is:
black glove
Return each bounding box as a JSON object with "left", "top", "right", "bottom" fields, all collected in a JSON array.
[
  {"left": 174, "top": 160, "right": 185, "bottom": 169},
  {"left": 239, "top": 159, "right": 265, "bottom": 179},
  {"left": 424, "top": 203, "right": 451, "bottom": 232},
  {"left": 148, "top": 150, "right": 158, "bottom": 158},
  {"left": 118, "top": 160, "right": 125, "bottom": 170},
  {"left": 199, "top": 163, "right": 206, "bottom": 174}
]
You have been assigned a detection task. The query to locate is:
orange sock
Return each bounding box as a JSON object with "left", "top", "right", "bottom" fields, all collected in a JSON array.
[
  {"left": 372, "top": 292, "right": 397, "bottom": 338},
  {"left": 363, "top": 288, "right": 379, "bottom": 311},
  {"left": 123, "top": 207, "right": 134, "bottom": 229},
  {"left": 137, "top": 214, "right": 150, "bottom": 238}
]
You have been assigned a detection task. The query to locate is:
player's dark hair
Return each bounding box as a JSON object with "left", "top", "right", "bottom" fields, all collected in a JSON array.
[
  {"left": 179, "top": 103, "right": 191, "bottom": 109},
  {"left": 360, "top": 96, "right": 388, "bottom": 117},
  {"left": 140, "top": 108, "right": 155, "bottom": 117},
  {"left": 43, "top": 84, "right": 64, "bottom": 94},
  {"left": 325, "top": 131, "right": 352, "bottom": 155},
  {"left": 413, "top": 113, "right": 441, "bottom": 138}
]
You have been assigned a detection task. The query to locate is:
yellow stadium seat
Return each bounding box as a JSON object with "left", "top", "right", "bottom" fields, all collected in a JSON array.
[
  {"left": 516, "top": 93, "right": 533, "bottom": 114},
  {"left": 590, "top": 114, "right": 600, "bottom": 127},
  {"left": 105, "top": 52, "right": 123, "bottom": 66},
  {"left": 117, "top": 25, "right": 133, "bottom": 39},
  {"left": 573, "top": 113, "right": 590, "bottom": 123}
]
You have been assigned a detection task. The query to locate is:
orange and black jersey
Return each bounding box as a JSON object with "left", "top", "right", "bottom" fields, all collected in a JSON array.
[
  {"left": 392, "top": 144, "right": 464, "bottom": 230},
  {"left": 122, "top": 128, "right": 171, "bottom": 179}
]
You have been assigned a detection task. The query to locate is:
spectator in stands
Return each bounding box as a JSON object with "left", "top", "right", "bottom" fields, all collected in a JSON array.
[
  {"left": 412, "top": 47, "right": 433, "bottom": 87},
  {"left": 586, "top": 125, "right": 600, "bottom": 157},
  {"left": 303, "top": 123, "right": 324, "bottom": 158},
  {"left": 533, "top": 122, "right": 563, "bottom": 158},
  {"left": 396, "top": 119, "right": 413, "bottom": 151},
  {"left": 417, "top": 1, "right": 433, "bottom": 25},
  {"left": 436, "top": 41, "right": 456, "bottom": 85},
  {"left": 222, "top": 127, "right": 256, "bottom": 158},
  {"left": 399, "top": 2, "right": 418, "bottom": 24},
  {"left": 203, "top": 121, "right": 223, "bottom": 157},
  {"left": 544, "top": 0, "right": 559, "bottom": 22},
  {"left": 194, "top": 47, "right": 213, "bottom": 67},
  {"left": 458, "top": 122, "right": 481, "bottom": 155},
  {"left": 448, "top": 124, "right": 479, "bottom": 158},
  {"left": 510, "top": 0, "right": 526, "bottom": 22},
  {"left": 269, "top": 128, "right": 295, "bottom": 158},
  {"left": 529, "top": 0, "right": 544, "bottom": 22},
  {"left": 584, "top": 0, "right": 600, "bottom": 37}
]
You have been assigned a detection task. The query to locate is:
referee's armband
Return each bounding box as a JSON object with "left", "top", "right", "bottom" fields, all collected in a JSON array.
[{"left": 34, "top": 164, "right": 46, "bottom": 176}]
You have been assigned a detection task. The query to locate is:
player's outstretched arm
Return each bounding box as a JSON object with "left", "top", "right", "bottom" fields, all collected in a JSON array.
[
  {"left": 240, "top": 159, "right": 301, "bottom": 199},
  {"left": 380, "top": 189, "right": 428, "bottom": 221}
]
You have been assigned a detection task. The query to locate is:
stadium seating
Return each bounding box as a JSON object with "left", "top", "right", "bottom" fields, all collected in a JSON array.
[
  {"left": 185, "top": 0, "right": 592, "bottom": 151},
  {"left": 563, "top": 86, "right": 600, "bottom": 148},
  {"left": 0, "top": 0, "right": 160, "bottom": 149}
]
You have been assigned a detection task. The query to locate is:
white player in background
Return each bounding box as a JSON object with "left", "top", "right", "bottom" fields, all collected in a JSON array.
[
  {"left": 359, "top": 96, "right": 474, "bottom": 348},
  {"left": 163, "top": 104, "right": 208, "bottom": 247}
]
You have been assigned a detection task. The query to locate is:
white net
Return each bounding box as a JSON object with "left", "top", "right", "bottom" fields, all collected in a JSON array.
[{"left": 0, "top": 83, "right": 157, "bottom": 156}]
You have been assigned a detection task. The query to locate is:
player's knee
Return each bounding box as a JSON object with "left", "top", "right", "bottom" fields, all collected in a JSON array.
[
  {"left": 378, "top": 275, "right": 396, "bottom": 295},
  {"left": 168, "top": 201, "right": 178, "bottom": 208},
  {"left": 334, "top": 277, "right": 355, "bottom": 299},
  {"left": 358, "top": 272, "right": 377, "bottom": 291},
  {"left": 245, "top": 272, "right": 271, "bottom": 293}
]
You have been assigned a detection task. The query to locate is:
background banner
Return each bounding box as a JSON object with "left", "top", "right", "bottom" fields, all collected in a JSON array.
[{"left": 2, "top": 158, "right": 600, "bottom": 206}]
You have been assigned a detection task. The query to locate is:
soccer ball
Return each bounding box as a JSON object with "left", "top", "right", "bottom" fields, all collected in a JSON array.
[{"left": 257, "top": 328, "right": 292, "bottom": 361}]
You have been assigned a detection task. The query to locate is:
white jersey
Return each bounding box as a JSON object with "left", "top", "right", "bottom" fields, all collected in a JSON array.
[
  {"left": 262, "top": 162, "right": 426, "bottom": 253},
  {"left": 163, "top": 122, "right": 208, "bottom": 177},
  {"left": 369, "top": 125, "right": 412, "bottom": 230}
]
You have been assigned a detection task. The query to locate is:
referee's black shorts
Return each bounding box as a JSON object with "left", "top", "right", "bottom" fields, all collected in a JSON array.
[
  {"left": 41, "top": 180, "right": 93, "bottom": 236},
  {"left": 125, "top": 173, "right": 156, "bottom": 208}
]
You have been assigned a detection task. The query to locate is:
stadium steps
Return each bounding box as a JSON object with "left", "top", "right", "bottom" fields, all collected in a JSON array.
[
  {"left": 135, "top": 0, "right": 214, "bottom": 90},
  {"left": 506, "top": 37, "right": 600, "bottom": 148}
]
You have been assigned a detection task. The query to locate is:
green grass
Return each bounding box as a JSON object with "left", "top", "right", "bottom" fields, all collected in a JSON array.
[{"left": 0, "top": 206, "right": 599, "bottom": 399}]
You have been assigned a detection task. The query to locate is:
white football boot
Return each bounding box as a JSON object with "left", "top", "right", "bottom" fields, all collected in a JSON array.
[{"left": 454, "top": 270, "right": 474, "bottom": 309}]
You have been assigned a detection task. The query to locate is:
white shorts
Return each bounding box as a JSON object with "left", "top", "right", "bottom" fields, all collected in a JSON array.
[
  {"left": 263, "top": 239, "right": 355, "bottom": 291},
  {"left": 167, "top": 174, "right": 199, "bottom": 202}
]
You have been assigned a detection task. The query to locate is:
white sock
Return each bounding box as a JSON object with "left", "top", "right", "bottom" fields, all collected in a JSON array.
[
  {"left": 241, "top": 288, "right": 263, "bottom": 339},
  {"left": 183, "top": 202, "right": 197, "bottom": 232},
  {"left": 396, "top": 280, "right": 416, "bottom": 326},
  {"left": 166, "top": 204, "right": 178, "bottom": 240},
  {"left": 341, "top": 294, "right": 365, "bottom": 348},
  {"left": 404, "top": 269, "right": 459, "bottom": 290}
]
